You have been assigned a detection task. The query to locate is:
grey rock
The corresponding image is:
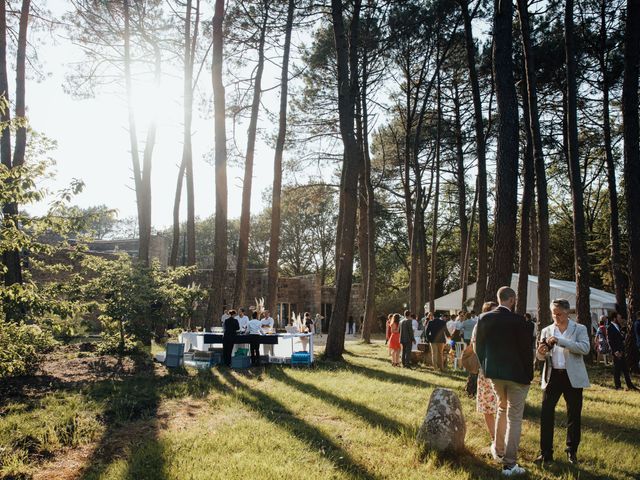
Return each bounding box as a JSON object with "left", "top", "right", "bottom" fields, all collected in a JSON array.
[{"left": 416, "top": 388, "right": 466, "bottom": 453}]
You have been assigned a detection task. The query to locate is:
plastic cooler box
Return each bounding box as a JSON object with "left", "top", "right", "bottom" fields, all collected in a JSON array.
[
  {"left": 290, "top": 351, "right": 312, "bottom": 366},
  {"left": 231, "top": 356, "right": 251, "bottom": 369}
]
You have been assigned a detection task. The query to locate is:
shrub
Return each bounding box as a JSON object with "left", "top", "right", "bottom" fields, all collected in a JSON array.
[{"left": 0, "top": 321, "right": 57, "bottom": 379}]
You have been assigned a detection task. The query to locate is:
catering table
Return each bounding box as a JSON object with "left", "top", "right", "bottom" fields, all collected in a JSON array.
[{"left": 178, "top": 332, "right": 314, "bottom": 363}]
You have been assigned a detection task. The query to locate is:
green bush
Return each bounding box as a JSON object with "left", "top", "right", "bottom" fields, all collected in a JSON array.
[
  {"left": 95, "top": 326, "right": 144, "bottom": 356},
  {"left": 0, "top": 321, "right": 57, "bottom": 379}
]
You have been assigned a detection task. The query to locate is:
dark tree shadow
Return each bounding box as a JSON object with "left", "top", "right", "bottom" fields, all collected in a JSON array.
[
  {"left": 77, "top": 357, "right": 225, "bottom": 479},
  {"left": 218, "top": 369, "right": 382, "bottom": 480},
  {"left": 269, "top": 368, "right": 409, "bottom": 436}
]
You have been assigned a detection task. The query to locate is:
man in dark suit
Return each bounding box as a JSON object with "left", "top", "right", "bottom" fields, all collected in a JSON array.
[
  {"left": 425, "top": 313, "right": 448, "bottom": 371},
  {"left": 607, "top": 311, "right": 637, "bottom": 390},
  {"left": 223, "top": 309, "right": 240, "bottom": 367},
  {"left": 399, "top": 314, "right": 415, "bottom": 368},
  {"left": 476, "top": 287, "right": 533, "bottom": 476}
]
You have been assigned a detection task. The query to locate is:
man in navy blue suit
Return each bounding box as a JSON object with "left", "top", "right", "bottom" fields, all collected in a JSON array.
[{"left": 607, "top": 311, "right": 638, "bottom": 390}]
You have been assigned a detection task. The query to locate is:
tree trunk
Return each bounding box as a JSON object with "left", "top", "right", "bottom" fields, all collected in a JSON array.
[
  {"left": 184, "top": 0, "right": 198, "bottom": 267},
  {"left": 462, "top": 179, "right": 479, "bottom": 309},
  {"left": 622, "top": 0, "right": 640, "bottom": 366},
  {"left": 565, "top": 0, "right": 591, "bottom": 332},
  {"left": 206, "top": 0, "right": 228, "bottom": 327},
  {"left": 169, "top": 158, "right": 186, "bottom": 267},
  {"left": 325, "top": 0, "right": 361, "bottom": 360},
  {"left": 529, "top": 200, "right": 538, "bottom": 276},
  {"left": 453, "top": 80, "right": 468, "bottom": 291},
  {"left": 459, "top": 0, "right": 488, "bottom": 312},
  {"left": 234, "top": 1, "right": 269, "bottom": 309},
  {"left": 0, "top": 0, "right": 26, "bottom": 288},
  {"left": 516, "top": 0, "right": 550, "bottom": 327},
  {"left": 516, "top": 78, "right": 534, "bottom": 316},
  {"left": 266, "top": 0, "right": 295, "bottom": 314},
  {"left": 486, "top": 0, "right": 519, "bottom": 300},
  {"left": 429, "top": 72, "right": 441, "bottom": 313},
  {"left": 123, "top": 0, "right": 150, "bottom": 266},
  {"left": 360, "top": 42, "right": 376, "bottom": 343},
  {"left": 599, "top": 0, "right": 627, "bottom": 317}
]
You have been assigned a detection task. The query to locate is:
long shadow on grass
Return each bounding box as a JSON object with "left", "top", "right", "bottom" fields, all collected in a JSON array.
[
  {"left": 521, "top": 401, "right": 640, "bottom": 479},
  {"left": 218, "top": 369, "right": 382, "bottom": 480},
  {"left": 77, "top": 358, "right": 213, "bottom": 479},
  {"left": 315, "top": 359, "right": 435, "bottom": 390},
  {"left": 269, "top": 368, "right": 409, "bottom": 436}
]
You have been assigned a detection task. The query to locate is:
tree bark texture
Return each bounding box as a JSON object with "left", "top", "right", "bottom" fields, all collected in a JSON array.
[
  {"left": 516, "top": 0, "right": 550, "bottom": 327},
  {"left": 598, "top": 0, "right": 626, "bottom": 317},
  {"left": 360, "top": 41, "right": 376, "bottom": 343},
  {"left": 206, "top": 0, "right": 228, "bottom": 327},
  {"left": 622, "top": 0, "right": 640, "bottom": 368},
  {"left": 453, "top": 81, "right": 468, "bottom": 293},
  {"left": 0, "top": 0, "right": 27, "bottom": 288},
  {"left": 516, "top": 78, "right": 534, "bottom": 316},
  {"left": 486, "top": 0, "right": 519, "bottom": 300},
  {"left": 459, "top": 0, "right": 488, "bottom": 312},
  {"left": 234, "top": 1, "right": 269, "bottom": 309},
  {"left": 169, "top": 157, "right": 186, "bottom": 267},
  {"left": 325, "top": 0, "right": 361, "bottom": 360},
  {"left": 565, "top": 0, "right": 591, "bottom": 332},
  {"left": 266, "top": 0, "right": 295, "bottom": 314},
  {"left": 429, "top": 73, "right": 441, "bottom": 314}
]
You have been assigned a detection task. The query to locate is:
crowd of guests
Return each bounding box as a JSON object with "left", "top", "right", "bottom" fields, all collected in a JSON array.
[{"left": 386, "top": 287, "right": 640, "bottom": 476}]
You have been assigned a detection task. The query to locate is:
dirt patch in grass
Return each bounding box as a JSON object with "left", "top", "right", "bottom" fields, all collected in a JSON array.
[{"left": 0, "top": 345, "right": 157, "bottom": 406}]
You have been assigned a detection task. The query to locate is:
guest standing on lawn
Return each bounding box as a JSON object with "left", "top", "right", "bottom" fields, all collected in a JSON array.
[
  {"left": 247, "top": 311, "right": 264, "bottom": 366},
  {"left": 472, "top": 301, "right": 498, "bottom": 441},
  {"left": 607, "top": 311, "right": 638, "bottom": 391},
  {"left": 222, "top": 310, "right": 240, "bottom": 367},
  {"left": 475, "top": 287, "right": 533, "bottom": 476},
  {"left": 399, "top": 314, "right": 415, "bottom": 368},
  {"left": 535, "top": 298, "right": 590, "bottom": 465},
  {"left": 388, "top": 314, "right": 401, "bottom": 367},
  {"left": 425, "top": 313, "right": 448, "bottom": 371}
]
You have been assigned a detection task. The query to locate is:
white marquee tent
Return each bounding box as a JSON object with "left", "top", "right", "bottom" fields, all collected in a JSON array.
[{"left": 426, "top": 274, "right": 617, "bottom": 318}]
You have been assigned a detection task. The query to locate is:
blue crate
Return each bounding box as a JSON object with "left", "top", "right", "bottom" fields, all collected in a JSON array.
[
  {"left": 166, "top": 343, "right": 185, "bottom": 356},
  {"left": 231, "top": 356, "right": 251, "bottom": 369},
  {"left": 165, "top": 354, "right": 183, "bottom": 368},
  {"left": 291, "top": 351, "right": 311, "bottom": 366}
]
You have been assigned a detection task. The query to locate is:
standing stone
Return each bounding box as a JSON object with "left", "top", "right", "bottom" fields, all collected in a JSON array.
[{"left": 416, "top": 388, "right": 466, "bottom": 453}]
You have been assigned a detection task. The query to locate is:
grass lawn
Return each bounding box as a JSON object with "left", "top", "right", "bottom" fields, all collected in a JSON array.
[{"left": 1, "top": 339, "right": 640, "bottom": 479}]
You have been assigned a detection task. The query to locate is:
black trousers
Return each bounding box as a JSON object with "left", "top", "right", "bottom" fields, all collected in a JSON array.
[
  {"left": 222, "top": 337, "right": 235, "bottom": 367},
  {"left": 613, "top": 354, "right": 634, "bottom": 388},
  {"left": 401, "top": 342, "right": 413, "bottom": 366},
  {"left": 250, "top": 341, "right": 260, "bottom": 366},
  {"left": 540, "top": 369, "right": 583, "bottom": 456}
]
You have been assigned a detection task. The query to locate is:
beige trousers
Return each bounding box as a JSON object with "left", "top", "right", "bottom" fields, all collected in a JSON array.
[
  {"left": 490, "top": 379, "right": 530, "bottom": 468},
  {"left": 430, "top": 343, "right": 445, "bottom": 371}
]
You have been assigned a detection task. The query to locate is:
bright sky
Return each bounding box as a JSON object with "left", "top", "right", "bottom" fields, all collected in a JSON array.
[{"left": 25, "top": 4, "right": 288, "bottom": 231}]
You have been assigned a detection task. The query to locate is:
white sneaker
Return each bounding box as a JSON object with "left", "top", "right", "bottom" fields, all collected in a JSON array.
[
  {"left": 491, "top": 443, "right": 504, "bottom": 462},
  {"left": 502, "top": 464, "right": 526, "bottom": 476}
]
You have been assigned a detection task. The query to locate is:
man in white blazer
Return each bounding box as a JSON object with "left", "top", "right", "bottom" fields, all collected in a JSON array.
[{"left": 535, "top": 298, "right": 590, "bottom": 465}]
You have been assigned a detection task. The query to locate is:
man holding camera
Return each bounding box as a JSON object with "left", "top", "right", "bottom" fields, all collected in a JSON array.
[{"left": 535, "top": 298, "right": 590, "bottom": 465}]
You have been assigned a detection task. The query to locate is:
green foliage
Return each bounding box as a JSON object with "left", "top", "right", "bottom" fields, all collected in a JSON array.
[
  {"left": 81, "top": 254, "right": 207, "bottom": 350},
  {"left": 0, "top": 322, "right": 56, "bottom": 379}
]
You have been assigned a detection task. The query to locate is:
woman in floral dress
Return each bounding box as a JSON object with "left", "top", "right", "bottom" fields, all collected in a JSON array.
[{"left": 472, "top": 301, "right": 499, "bottom": 444}]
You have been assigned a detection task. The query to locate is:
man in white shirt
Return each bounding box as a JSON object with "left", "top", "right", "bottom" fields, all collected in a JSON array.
[
  {"left": 535, "top": 298, "right": 590, "bottom": 466},
  {"left": 261, "top": 310, "right": 275, "bottom": 330},
  {"left": 220, "top": 309, "right": 230, "bottom": 327},
  {"left": 238, "top": 308, "right": 250, "bottom": 333}
]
